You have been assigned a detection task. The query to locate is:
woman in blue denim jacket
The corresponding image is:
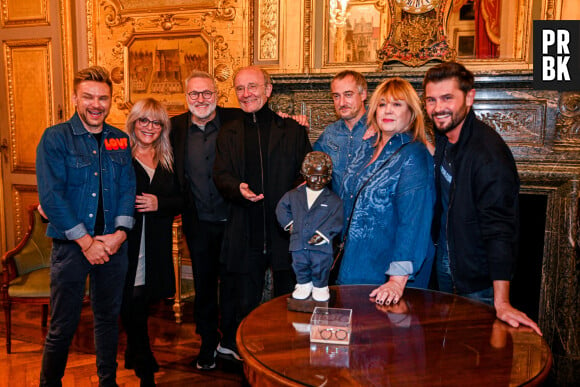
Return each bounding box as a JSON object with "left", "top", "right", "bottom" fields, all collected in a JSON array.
[{"left": 337, "top": 78, "right": 435, "bottom": 306}]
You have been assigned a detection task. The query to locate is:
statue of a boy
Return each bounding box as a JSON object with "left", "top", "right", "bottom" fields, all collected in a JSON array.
[{"left": 276, "top": 151, "right": 343, "bottom": 302}]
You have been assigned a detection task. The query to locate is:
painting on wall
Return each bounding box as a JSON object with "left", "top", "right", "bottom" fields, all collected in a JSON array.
[
  {"left": 126, "top": 33, "right": 210, "bottom": 112},
  {"left": 326, "top": 1, "right": 383, "bottom": 65}
]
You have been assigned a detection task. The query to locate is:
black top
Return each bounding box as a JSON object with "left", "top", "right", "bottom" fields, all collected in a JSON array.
[
  {"left": 243, "top": 105, "right": 273, "bottom": 250},
  {"left": 184, "top": 113, "right": 228, "bottom": 222}
]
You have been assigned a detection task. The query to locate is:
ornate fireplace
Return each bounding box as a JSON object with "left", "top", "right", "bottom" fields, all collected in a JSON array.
[{"left": 270, "top": 70, "right": 580, "bottom": 384}]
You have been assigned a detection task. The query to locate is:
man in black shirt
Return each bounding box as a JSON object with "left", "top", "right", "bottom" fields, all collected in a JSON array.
[{"left": 170, "top": 71, "right": 243, "bottom": 370}]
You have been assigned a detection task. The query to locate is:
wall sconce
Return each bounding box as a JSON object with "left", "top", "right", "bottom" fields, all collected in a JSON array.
[{"left": 329, "top": 0, "right": 350, "bottom": 26}]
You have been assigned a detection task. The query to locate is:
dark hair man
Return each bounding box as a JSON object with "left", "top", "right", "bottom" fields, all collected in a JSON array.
[{"left": 424, "top": 61, "right": 541, "bottom": 335}]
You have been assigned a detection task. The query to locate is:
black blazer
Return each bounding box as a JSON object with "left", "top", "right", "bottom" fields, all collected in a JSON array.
[
  {"left": 125, "top": 159, "right": 183, "bottom": 300},
  {"left": 432, "top": 110, "right": 520, "bottom": 293},
  {"left": 213, "top": 107, "right": 312, "bottom": 272},
  {"left": 169, "top": 106, "right": 243, "bottom": 237}
]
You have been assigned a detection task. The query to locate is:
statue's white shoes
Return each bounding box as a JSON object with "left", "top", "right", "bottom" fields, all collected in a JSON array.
[
  {"left": 312, "top": 286, "right": 330, "bottom": 302},
  {"left": 293, "top": 282, "right": 313, "bottom": 300}
]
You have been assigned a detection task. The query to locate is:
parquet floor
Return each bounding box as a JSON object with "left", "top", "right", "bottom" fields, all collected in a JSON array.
[{"left": 0, "top": 300, "right": 246, "bottom": 386}]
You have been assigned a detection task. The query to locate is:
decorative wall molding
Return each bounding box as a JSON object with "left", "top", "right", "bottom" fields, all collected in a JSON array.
[
  {"left": 554, "top": 92, "right": 580, "bottom": 150},
  {"left": 474, "top": 101, "right": 546, "bottom": 147},
  {"left": 10, "top": 184, "right": 38, "bottom": 243},
  {"left": 257, "top": 0, "right": 279, "bottom": 61}
]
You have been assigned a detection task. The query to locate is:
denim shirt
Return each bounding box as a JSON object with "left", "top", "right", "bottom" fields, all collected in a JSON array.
[
  {"left": 36, "top": 113, "right": 136, "bottom": 240},
  {"left": 313, "top": 113, "right": 368, "bottom": 197},
  {"left": 337, "top": 132, "right": 435, "bottom": 286}
]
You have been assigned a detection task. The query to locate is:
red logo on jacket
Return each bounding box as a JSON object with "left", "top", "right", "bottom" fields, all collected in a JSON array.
[{"left": 104, "top": 138, "right": 128, "bottom": 150}]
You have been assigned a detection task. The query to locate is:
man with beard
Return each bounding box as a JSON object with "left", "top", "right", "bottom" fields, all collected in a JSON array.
[
  {"left": 170, "top": 71, "right": 243, "bottom": 370},
  {"left": 36, "top": 66, "right": 136, "bottom": 386},
  {"left": 213, "top": 66, "right": 312, "bottom": 360},
  {"left": 313, "top": 70, "right": 368, "bottom": 195},
  {"left": 424, "top": 61, "right": 541, "bottom": 335}
]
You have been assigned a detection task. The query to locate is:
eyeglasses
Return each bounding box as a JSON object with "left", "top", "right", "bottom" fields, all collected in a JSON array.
[
  {"left": 137, "top": 117, "right": 163, "bottom": 129},
  {"left": 187, "top": 90, "right": 215, "bottom": 100},
  {"left": 318, "top": 328, "right": 349, "bottom": 341},
  {"left": 234, "top": 83, "right": 264, "bottom": 95}
]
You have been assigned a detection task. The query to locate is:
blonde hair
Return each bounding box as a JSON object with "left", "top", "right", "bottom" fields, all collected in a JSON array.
[
  {"left": 367, "top": 77, "right": 427, "bottom": 146},
  {"left": 126, "top": 98, "right": 174, "bottom": 172}
]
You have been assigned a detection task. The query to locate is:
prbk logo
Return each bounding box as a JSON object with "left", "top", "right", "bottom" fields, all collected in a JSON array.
[{"left": 533, "top": 20, "right": 580, "bottom": 91}]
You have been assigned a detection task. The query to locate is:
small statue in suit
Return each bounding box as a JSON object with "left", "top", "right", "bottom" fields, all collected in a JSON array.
[{"left": 276, "top": 151, "right": 343, "bottom": 302}]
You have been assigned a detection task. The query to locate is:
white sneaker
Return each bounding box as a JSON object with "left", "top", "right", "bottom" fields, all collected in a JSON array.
[
  {"left": 312, "top": 286, "right": 330, "bottom": 302},
  {"left": 293, "top": 282, "right": 313, "bottom": 300}
]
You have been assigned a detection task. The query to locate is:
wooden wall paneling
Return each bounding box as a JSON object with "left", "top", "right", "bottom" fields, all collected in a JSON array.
[
  {"left": 3, "top": 39, "right": 53, "bottom": 173},
  {"left": 10, "top": 184, "right": 39, "bottom": 246},
  {"left": 1, "top": 0, "right": 49, "bottom": 27}
]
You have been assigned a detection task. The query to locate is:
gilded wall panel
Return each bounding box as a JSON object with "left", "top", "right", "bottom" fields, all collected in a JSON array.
[
  {"left": 1, "top": 0, "right": 49, "bottom": 27},
  {"left": 3, "top": 39, "right": 53, "bottom": 173},
  {"left": 88, "top": 0, "right": 247, "bottom": 126},
  {"left": 256, "top": 0, "right": 279, "bottom": 63},
  {"left": 117, "top": 0, "right": 217, "bottom": 14},
  {"left": 11, "top": 185, "right": 38, "bottom": 244}
]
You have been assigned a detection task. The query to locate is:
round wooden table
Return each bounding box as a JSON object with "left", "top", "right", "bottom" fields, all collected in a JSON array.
[{"left": 237, "top": 285, "right": 552, "bottom": 386}]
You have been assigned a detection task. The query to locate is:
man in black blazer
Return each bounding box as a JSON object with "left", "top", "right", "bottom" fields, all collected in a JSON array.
[
  {"left": 170, "top": 71, "right": 243, "bottom": 370},
  {"left": 213, "top": 66, "right": 312, "bottom": 360}
]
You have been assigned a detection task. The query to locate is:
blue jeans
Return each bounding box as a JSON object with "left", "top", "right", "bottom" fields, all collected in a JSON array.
[
  {"left": 460, "top": 286, "right": 494, "bottom": 306},
  {"left": 436, "top": 249, "right": 494, "bottom": 306},
  {"left": 40, "top": 240, "right": 128, "bottom": 387},
  {"left": 436, "top": 248, "right": 454, "bottom": 293}
]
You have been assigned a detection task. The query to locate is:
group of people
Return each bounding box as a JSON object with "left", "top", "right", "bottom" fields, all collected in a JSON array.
[{"left": 35, "top": 60, "right": 541, "bottom": 387}]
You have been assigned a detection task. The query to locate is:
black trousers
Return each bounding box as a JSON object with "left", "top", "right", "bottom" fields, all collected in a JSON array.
[
  {"left": 186, "top": 220, "right": 228, "bottom": 352},
  {"left": 120, "top": 285, "right": 158, "bottom": 377},
  {"left": 220, "top": 248, "right": 295, "bottom": 347}
]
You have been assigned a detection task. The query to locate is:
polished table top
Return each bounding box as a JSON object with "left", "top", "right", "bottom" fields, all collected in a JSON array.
[{"left": 237, "top": 286, "right": 552, "bottom": 386}]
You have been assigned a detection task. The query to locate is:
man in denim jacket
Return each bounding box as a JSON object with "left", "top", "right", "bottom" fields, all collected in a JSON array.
[
  {"left": 36, "top": 66, "right": 136, "bottom": 386},
  {"left": 313, "top": 70, "right": 368, "bottom": 196}
]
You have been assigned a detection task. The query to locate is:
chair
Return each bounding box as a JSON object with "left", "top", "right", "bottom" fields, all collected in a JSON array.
[{"left": 1, "top": 204, "right": 52, "bottom": 353}]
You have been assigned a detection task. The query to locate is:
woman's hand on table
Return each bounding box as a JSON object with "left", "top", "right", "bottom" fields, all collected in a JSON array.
[{"left": 369, "top": 275, "right": 409, "bottom": 305}]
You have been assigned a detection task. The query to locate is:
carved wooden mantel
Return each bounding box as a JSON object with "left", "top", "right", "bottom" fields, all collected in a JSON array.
[{"left": 270, "top": 71, "right": 580, "bottom": 384}]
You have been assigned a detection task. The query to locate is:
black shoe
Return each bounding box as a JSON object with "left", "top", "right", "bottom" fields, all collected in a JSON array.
[
  {"left": 194, "top": 350, "right": 217, "bottom": 371},
  {"left": 217, "top": 342, "right": 242, "bottom": 361},
  {"left": 138, "top": 373, "right": 156, "bottom": 387}
]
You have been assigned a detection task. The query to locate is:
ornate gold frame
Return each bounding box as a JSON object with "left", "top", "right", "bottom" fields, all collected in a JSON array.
[
  {"left": 86, "top": 0, "right": 246, "bottom": 125},
  {"left": 121, "top": 31, "right": 212, "bottom": 113},
  {"left": 322, "top": 0, "right": 389, "bottom": 70}
]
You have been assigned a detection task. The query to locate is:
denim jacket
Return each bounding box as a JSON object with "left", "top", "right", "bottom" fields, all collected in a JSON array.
[
  {"left": 313, "top": 113, "right": 368, "bottom": 196},
  {"left": 337, "top": 132, "right": 435, "bottom": 286},
  {"left": 36, "top": 113, "right": 136, "bottom": 240}
]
